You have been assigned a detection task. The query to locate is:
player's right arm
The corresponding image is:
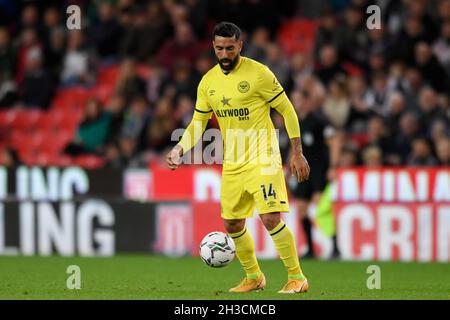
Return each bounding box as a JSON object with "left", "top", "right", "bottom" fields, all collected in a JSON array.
[{"left": 166, "top": 77, "right": 213, "bottom": 170}]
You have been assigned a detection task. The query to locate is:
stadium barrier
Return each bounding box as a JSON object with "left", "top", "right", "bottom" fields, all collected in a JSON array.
[
  {"left": 126, "top": 164, "right": 450, "bottom": 262},
  {"left": 0, "top": 165, "right": 448, "bottom": 261}
]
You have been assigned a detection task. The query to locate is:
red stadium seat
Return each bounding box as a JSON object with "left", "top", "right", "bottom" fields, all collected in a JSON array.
[
  {"left": 59, "top": 112, "right": 82, "bottom": 132},
  {"left": 0, "top": 109, "right": 18, "bottom": 128},
  {"left": 37, "top": 130, "right": 68, "bottom": 154},
  {"left": 136, "top": 64, "right": 151, "bottom": 80},
  {"left": 72, "top": 155, "right": 106, "bottom": 169},
  {"left": 42, "top": 110, "right": 65, "bottom": 130},
  {"left": 51, "top": 87, "right": 91, "bottom": 111},
  {"left": 97, "top": 64, "right": 119, "bottom": 87},
  {"left": 35, "top": 113, "right": 58, "bottom": 131},
  {"left": 278, "top": 19, "right": 319, "bottom": 56},
  {"left": 91, "top": 83, "right": 114, "bottom": 105},
  {"left": 11, "top": 109, "right": 43, "bottom": 131}
]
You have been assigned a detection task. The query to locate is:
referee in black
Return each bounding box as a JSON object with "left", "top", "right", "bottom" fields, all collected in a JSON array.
[{"left": 289, "top": 87, "right": 341, "bottom": 259}]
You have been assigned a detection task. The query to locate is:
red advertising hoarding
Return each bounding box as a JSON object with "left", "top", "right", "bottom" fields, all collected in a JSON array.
[{"left": 126, "top": 164, "right": 450, "bottom": 261}]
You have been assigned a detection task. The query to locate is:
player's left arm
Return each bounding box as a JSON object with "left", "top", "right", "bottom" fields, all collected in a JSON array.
[
  {"left": 259, "top": 66, "right": 310, "bottom": 182},
  {"left": 273, "top": 100, "right": 310, "bottom": 183}
]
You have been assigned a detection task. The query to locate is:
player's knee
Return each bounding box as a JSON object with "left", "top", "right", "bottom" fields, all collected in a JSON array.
[
  {"left": 223, "top": 219, "right": 245, "bottom": 234},
  {"left": 260, "top": 213, "right": 281, "bottom": 231}
]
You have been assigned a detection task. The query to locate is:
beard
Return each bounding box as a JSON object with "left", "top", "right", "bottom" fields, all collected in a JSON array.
[{"left": 218, "top": 56, "right": 238, "bottom": 71}]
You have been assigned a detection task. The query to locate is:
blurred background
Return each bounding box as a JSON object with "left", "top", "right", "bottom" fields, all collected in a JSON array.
[
  {"left": 0, "top": 0, "right": 448, "bottom": 261},
  {"left": 0, "top": 0, "right": 449, "bottom": 168}
]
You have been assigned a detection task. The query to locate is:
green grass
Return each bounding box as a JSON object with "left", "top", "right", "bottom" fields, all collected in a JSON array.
[{"left": 0, "top": 255, "right": 448, "bottom": 300}]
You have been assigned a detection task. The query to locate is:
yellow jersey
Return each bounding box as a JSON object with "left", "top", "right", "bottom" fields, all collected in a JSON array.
[{"left": 194, "top": 56, "right": 295, "bottom": 174}]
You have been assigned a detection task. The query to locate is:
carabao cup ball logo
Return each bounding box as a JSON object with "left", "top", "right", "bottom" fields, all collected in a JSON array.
[{"left": 238, "top": 81, "right": 250, "bottom": 93}]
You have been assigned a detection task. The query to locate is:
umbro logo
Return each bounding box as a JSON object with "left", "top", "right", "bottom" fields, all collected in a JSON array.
[
  {"left": 273, "top": 78, "right": 280, "bottom": 91},
  {"left": 209, "top": 90, "right": 215, "bottom": 96}
]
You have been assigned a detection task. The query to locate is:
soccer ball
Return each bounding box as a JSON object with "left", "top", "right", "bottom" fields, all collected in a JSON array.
[{"left": 199, "top": 231, "right": 236, "bottom": 268}]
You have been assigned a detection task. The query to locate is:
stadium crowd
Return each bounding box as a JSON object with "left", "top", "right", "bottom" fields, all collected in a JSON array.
[{"left": 0, "top": 0, "right": 449, "bottom": 170}]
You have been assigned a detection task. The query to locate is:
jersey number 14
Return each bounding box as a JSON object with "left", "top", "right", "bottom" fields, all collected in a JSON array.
[{"left": 261, "top": 183, "right": 276, "bottom": 201}]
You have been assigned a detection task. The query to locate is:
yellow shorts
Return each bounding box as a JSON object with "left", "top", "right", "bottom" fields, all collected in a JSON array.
[{"left": 220, "top": 165, "right": 290, "bottom": 220}]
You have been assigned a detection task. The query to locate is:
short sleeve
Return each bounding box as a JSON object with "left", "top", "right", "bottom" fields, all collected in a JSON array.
[
  {"left": 258, "top": 65, "right": 286, "bottom": 108},
  {"left": 195, "top": 76, "right": 213, "bottom": 114}
]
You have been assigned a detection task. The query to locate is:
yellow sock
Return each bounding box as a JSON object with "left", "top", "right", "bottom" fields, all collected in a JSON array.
[
  {"left": 229, "top": 227, "right": 261, "bottom": 279},
  {"left": 269, "top": 220, "right": 306, "bottom": 280}
]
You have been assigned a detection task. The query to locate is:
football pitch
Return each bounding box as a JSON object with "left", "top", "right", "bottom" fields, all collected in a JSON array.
[{"left": 0, "top": 255, "right": 448, "bottom": 300}]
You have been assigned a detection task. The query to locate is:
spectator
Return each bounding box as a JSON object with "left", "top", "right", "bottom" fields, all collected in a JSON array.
[
  {"left": 0, "top": 78, "right": 17, "bottom": 108},
  {"left": 174, "top": 94, "right": 195, "bottom": 128},
  {"left": 435, "top": 136, "right": 450, "bottom": 165},
  {"left": 60, "top": 30, "right": 96, "bottom": 87},
  {"left": 105, "top": 94, "right": 127, "bottom": 144},
  {"left": 115, "top": 135, "right": 143, "bottom": 168},
  {"left": 413, "top": 41, "right": 450, "bottom": 93},
  {"left": 348, "top": 75, "right": 372, "bottom": 117},
  {"left": 386, "top": 61, "right": 408, "bottom": 96},
  {"left": 366, "top": 116, "right": 389, "bottom": 147},
  {"left": 44, "top": 27, "right": 66, "bottom": 80},
  {"left": 437, "top": 93, "right": 450, "bottom": 118},
  {"left": 120, "top": 95, "right": 150, "bottom": 141},
  {"left": 322, "top": 75, "right": 351, "bottom": 129},
  {"left": 170, "top": 60, "right": 198, "bottom": 100},
  {"left": 407, "top": 137, "right": 438, "bottom": 166},
  {"left": 315, "top": 45, "right": 346, "bottom": 86},
  {"left": 386, "top": 92, "right": 407, "bottom": 133},
  {"left": 19, "top": 47, "right": 54, "bottom": 109},
  {"left": 0, "top": 148, "right": 20, "bottom": 167},
  {"left": 285, "top": 52, "right": 313, "bottom": 95},
  {"left": 432, "top": 20, "right": 450, "bottom": 77},
  {"left": 65, "top": 97, "right": 112, "bottom": 155},
  {"left": 393, "top": 112, "right": 421, "bottom": 163},
  {"left": 417, "top": 87, "right": 444, "bottom": 136},
  {"left": 438, "top": 0, "right": 450, "bottom": 27},
  {"left": 368, "top": 71, "right": 390, "bottom": 116},
  {"left": 0, "top": 27, "right": 16, "bottom": 81},
  {"left": 263, "top": 42, "right": 291, "bottom": 87},
  {"left": 406, "top": 0, "right": 439, "bottom": 41},
  {"left": 401, "top": 67, "right": 424, "bottom": 110},
  {"left": 243, "top": 27, "right": 270, "bottom": 62},
  {"left": 367, "top": 24, "right": 393, "bottom": 62},
  {"left": 392, "top": 17, "right": 429, "bottom": 65},
  {"left": 141, "top": 97, "right": 176, "bottom": 153},
  {"left": 15, "top": 28, "right": 42, "bottom": 85},
  {"left": 115, "top": 58, "right": 147, "bottom": 103},
  {"left": 194, "top": 51, "right": 214, "bottom": 76},
  {"left": 430, "top": 119, "right": 449, "bottom": 146},
  {"left": 120, "top": 1, "right": 171, "bottom": 62},
  {"left": 166, "top": 3, "right": 190, "bottom": 27},
  {"left": 90, "top": 1, "right": 124, "bottom": 62},
  {"left": 18, "top": 4, "right": 42, "bottom": 36},
  {"left": 156, "top": 22, "right": 203, "bottom": 73},
  {"left": 42, "top": 6, "right": 63, "bottom": 49},
  {"left": 0, "top": 27, "right": 17, "bottom": 107},
  {"left": 313, "top": 8, "right": 340, "bottom": 60},
  {"left": 368, "top": 50, "right": 387, "bottom": 78},
  {"left": 339, "top": 145, "right": 358, "bottom": 167},
  {"left": 146, "top": 59, "right": 170, "bottom": 105},
  {"left": 335, "top": 4, "right": 370, "bottom": 68},
  {"left": 362, "top": 145, "right": 383, "bottom": 167},
  {"left": 184, "top": 0, "right": 208, "bottom": 39}
]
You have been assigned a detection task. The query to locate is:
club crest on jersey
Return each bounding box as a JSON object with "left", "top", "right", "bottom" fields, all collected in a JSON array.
[{"left": 237, "top": 81, "right": 250, "bottom": 93}]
